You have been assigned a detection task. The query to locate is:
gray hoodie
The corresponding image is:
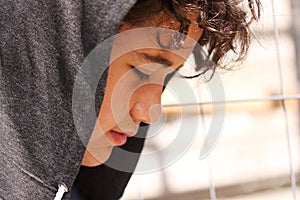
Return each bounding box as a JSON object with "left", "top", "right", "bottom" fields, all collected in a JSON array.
[{"left": 0, "top": 0, "right": 137, "bottom": 199}]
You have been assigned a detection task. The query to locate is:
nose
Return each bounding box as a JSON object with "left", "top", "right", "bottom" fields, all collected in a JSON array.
[{"left": 130, "top": 84, "right": 163, "bottom": 125}]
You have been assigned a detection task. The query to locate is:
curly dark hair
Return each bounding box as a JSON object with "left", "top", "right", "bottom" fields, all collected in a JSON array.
[{"left": 122, "top": 0, "right": 261, "bottom": 76}]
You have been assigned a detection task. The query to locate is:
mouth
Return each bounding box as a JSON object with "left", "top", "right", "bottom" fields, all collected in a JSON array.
[{"left": 107, "top": 130, "right": 135, "bottom": 146}]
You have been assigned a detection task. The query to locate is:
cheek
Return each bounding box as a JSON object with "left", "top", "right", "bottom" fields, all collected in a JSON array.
[
  {"left": 97, "top": 69, "right": 128, "bottom": 129},
  {"left": 102, "top": 68, "right": 133, "bottom": 108},
  {"left": 100, "top": 69, "right": 138, "bottom": 115}
]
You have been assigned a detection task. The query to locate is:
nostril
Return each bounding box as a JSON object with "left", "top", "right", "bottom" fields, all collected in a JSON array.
[
  {"left": 149, "top": 104, "right": 162, "bottom": 123},
  {"left": 140, "top": 122, "right": 149, "bottom": 127}
]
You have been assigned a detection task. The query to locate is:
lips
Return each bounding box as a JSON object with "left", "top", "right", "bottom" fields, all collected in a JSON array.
[{"left": 107, "top": 130, "right": 135, "bottom": 146}]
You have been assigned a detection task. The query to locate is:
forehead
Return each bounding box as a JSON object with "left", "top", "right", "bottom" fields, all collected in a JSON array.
[
  {"left": 111, "top": 27, "right": 200, "bottom": 62},
  {"left": 113, "top": 6, "right": 203, "bottom": 70}
]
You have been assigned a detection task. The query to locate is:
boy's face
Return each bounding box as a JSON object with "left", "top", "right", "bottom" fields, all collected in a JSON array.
[{"left": 81, "top": 12, "right": 203, "bottom": 166}]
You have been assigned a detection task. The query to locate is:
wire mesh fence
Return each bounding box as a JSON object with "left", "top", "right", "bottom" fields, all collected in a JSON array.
[{"left": 121, "top": 0, "right": 300, "bottom": 199}]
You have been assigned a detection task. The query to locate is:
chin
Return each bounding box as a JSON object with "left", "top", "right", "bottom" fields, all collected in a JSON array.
[{"left": 81, "top": 147, "right": 113, "bottom": 167}]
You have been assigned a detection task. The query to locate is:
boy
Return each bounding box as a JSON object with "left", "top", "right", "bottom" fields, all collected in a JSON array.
[{"left": 0, "top": 0, "right": 260, "bottom": 199}]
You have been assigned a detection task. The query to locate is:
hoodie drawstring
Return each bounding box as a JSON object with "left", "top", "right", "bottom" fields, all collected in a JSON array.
[{"left": 54, "top": 182, "right": 68, "bottom": 200}]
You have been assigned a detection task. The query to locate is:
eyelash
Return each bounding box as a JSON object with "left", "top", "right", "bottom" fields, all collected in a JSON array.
[{"left": 132, "top": 67, "right": 150, "bottom": 80}]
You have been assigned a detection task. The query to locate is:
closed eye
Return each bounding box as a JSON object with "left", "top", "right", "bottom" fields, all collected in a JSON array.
[{"left": 132, "top": 66, "right": 150, "bottom": 80}]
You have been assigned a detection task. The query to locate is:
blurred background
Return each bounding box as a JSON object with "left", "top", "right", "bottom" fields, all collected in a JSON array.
[{"left": 121, "top": 0, "right": 300, "bottom": 199}]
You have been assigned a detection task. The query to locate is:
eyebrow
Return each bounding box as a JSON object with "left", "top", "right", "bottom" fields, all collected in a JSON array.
[{"left": 137, "top": 53, "right": 173, "bottom": 67}]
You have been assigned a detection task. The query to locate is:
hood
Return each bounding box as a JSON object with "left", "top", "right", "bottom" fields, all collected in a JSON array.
[{"left": 0, "top": 0, "right": 136, "bottom": 199}]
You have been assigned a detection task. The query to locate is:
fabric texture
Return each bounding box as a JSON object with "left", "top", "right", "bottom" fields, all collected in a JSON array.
[{"left": 0, "top": 0, "right": 139, "bottom": 199}]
